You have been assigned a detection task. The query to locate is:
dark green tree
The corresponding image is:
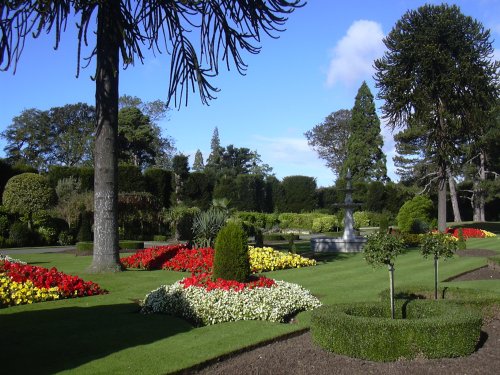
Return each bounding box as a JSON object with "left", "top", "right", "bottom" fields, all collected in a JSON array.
[
  {"left": 48, "top": 103, "right": 96, "bottom": 167},
  {"left": 342, "top": 82, "right": 387, "bottom": 182},
  {"left": 172, "top": 154, "right": 190, "bottom": 205},
  {"left": 0, "top": 0, "right": 303, "bottom": 272},
  {"left": 207, "top": 127, "right": 222, "bottom": 169},
  {"left": 192, "top": 149, "right": 205, "bottom": 172},
  {"left": 2, "top": 109, "right": 51, "bottom": 170},
  {"left": 118, "top": 107, "right": 157, "bottom": 168},
  {"left": 305, "top": 109, "right": 351, "bottom": 178},
  {"left": 280, "top": 175, "right": 317, "bottom": 212},
  {"left": 374, "top": 4, "right": 499, "bottom": 232}
]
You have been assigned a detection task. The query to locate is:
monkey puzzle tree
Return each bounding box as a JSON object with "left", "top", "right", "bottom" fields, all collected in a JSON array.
[
  {"left": 374, "top": 4, "right": 499, "bottom": 232},
  {"left": 1, "top": 1, "right": 303, "bottom": 272}
]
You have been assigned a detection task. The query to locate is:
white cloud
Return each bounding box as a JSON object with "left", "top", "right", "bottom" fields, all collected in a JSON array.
[
  {"left": 250, "top": 135, "right": 335, "bottom": 187},
  {"left": 326, "top": 20, "right": 385, "bottom": 87}
]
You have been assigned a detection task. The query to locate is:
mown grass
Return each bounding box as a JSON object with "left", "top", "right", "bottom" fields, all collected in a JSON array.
[{"left": 1, "top": 236, "right": 498, "bottom": 374}]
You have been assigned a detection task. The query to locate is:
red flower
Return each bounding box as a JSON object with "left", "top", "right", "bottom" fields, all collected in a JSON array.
[
  {"left": 120, "top": 244, "right": 189, "bottom": 270},
  {"left": 1, "top": 260, "right": 107, "bottom": 298},
  {"left": 180, "top": 272, "right": 275, "bottom": 292}
]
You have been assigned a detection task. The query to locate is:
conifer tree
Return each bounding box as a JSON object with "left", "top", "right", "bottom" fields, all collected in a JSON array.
[
  {"left": 342, "top": 82, "right": 387, "bottom": 182},
  {"left": 192, "top": 150, "right": 205, "bottom": 172}
]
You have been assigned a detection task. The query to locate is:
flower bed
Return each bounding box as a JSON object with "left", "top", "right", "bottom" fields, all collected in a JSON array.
[
  {"left": 160, "top": 246, "right": 316, "bottom": 274},
  {"left": 249, "top": 246, "right": 316, "bottom": 272},
  {"left": 446, "top": 228, "right": 496, "bottom": 239},
  {"left": 141, "top": 278, "right": 321, "bottom": 326},
  {"left": 121, "top": 244, "right": 189, "bottom": 270},
  {"left": 0, "top": 260, "right": 107, "bottom": 307},
  {"left": 162, "top": 247, "right": 213, "bottom": 273}
]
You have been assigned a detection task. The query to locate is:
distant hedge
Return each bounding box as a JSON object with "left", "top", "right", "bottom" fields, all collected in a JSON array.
[
  {"left": 311, "top": 300, "right": 481, "bottom": 361},
  {"left": 76, "top": 240, "right": 144, "bottom": 256}
]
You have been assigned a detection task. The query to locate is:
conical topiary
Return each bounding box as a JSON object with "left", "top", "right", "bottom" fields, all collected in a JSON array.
[{"left": 213, "top": 221, "right": 249, "bottom": 282}]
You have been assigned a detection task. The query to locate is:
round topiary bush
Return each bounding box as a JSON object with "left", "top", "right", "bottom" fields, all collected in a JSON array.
[
  {"left": 311, "top": 300, "right": 482, "bottom": 361},
  {"left": 213, "top": 221, "right": 249, "bottom": 282},
  {"left": 2, "top": 173, "right": 56, "bottom": 228},
  {"left": 396, "top": 195, "right": 433, "bottom": 234}
]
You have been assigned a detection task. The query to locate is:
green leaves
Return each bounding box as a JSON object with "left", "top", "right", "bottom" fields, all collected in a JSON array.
[
  {"left": 363, "top": 232, "right": 405, "bottom": 267},
  {"left": 420, "top": 233, "right": 457, "bottom": 259}
]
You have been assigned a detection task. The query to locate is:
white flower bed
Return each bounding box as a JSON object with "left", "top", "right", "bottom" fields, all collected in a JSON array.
[
  {"left": 141, "top": 280, "right": 322, "bottom": 326},
  {"left": 0, "top": 254, "right": 26, "bottom": 265}
]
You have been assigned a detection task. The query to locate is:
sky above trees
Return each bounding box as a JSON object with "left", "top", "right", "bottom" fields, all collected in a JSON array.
[{"left": 0, "top": 0, "right": 498, "bottom": 187}]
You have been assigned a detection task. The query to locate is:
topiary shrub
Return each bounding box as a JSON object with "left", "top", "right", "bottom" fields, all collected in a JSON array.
[
  {"left": 311, "top": 300, "right": 482, "bottom": 361},
  {"left": 2, "top": 173, "right": 56, "bottom": 229},
  {"left": 119, "top": 240, "right": 144, "bottom": 250},
  {"left": 312, "top": 216, "right": 337, "bottom": 233},
  {"left": 396, "top": 195, "right": 433, "bottom": 234},
  {"left": 213, "top": 221, "right": 249, "bottom": 282},
  {"left": 353, "top": 211, "right": 370, "bottom": 229}
]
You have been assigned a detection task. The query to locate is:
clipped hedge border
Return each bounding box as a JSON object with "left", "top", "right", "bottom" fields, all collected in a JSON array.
[
  {"left": 75, "top": 240, "right": 144, "bottom": 255},
  {"left": 379, "top": 286, "right": 500, "bottom": 319},
  {"left": 311, "top": 300, "right": 482, "bottom": 361}
]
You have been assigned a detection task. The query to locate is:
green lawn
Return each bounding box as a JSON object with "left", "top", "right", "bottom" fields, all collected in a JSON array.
[{"left": 1, "top": 236, "right": 499, "bottom": 374}]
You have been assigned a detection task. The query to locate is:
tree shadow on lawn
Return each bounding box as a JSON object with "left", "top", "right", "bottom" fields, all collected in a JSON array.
[{"left": 0, "top": 302, "right": 192, "bottom": 374}]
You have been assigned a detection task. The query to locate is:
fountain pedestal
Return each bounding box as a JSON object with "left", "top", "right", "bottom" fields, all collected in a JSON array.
[{"left": 311, "top": 170, "right": 366, "bottom": 253}]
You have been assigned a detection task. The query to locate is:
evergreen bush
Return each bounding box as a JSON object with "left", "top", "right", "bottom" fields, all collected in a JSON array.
[
  {"left": 311, "top": 300, "right": 481, "bottom": 361},
  {"left": 213, "top": 221, "right": 249, "bottom": 282},
  {"left": 353, "top": 211, "right": 370, "bottom": 228},
  {"left": 77, "top": 212, "right": 93, "bottom": 242},
  {"left": 396, "top": 195, "right": 433, "bottom": 233}
]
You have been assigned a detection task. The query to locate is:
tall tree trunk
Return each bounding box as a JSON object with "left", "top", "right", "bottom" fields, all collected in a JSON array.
[
  {"left": 448, "top": 172, "right": 462, "bottom": 223},
  {"left": 89, "top": 1, "right": 123, "bottom": 272},
  {"left": 472, "top": 151, "right": 487, "bottom": 222},
  {"left": 437, "top": 165, "right": 447, "bottom": 233}
]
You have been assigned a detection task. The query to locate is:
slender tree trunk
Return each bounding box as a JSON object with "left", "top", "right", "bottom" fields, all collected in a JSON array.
[
  {"left": 448, "top": 172, "right": 462, "bottom": 223},
  {"left": 437, "top": 165, "right": 447, "bottom": 233},
  {"left": 472, "top": 151, "right": 487, "bottom": 222},
  {"left": 388, "top": 264, "right": 395, "bottom": 319},
  {"left": 89, "top": 1, "right": 123, "bottom": 272}
]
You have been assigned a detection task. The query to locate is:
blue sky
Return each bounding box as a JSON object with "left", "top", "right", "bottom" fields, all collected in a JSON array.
[{"left": 1, "top": 1, "right": 499, "bottom": 187}]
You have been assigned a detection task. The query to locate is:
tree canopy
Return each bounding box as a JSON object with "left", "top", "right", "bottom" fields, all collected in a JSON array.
[{"left": 374, "top": 3, "right": 499, "bottom": 231}]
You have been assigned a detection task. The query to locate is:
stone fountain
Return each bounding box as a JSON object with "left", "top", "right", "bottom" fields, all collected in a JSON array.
[{"left": 311, "top": 170, "right": 367, "bottom": 253}]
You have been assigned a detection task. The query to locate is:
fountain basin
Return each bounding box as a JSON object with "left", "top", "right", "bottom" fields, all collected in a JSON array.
[{"left": 311, "top": 236, "right": 367, "bottom": 253}]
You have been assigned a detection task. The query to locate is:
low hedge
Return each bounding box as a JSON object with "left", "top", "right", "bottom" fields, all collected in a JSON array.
[
  {"left": 76, "top": 240, "right": 144, "bottom": 255},
  {"left": 263, "top": 233, "right": 300, "bottom": 241},
  {"left": 379, "top": 286, "right": 500, "bottom": 318},
  {"left": 311, "top": 300, "right": 482, "bottom": 361},
  {"left": 153, "top": 235, "right": 168, "bottom": 242}
]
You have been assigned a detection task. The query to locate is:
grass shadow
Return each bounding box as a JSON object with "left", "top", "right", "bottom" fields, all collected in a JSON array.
[{"left": 0, "top": 302, "right": 192, "bottom": 374}]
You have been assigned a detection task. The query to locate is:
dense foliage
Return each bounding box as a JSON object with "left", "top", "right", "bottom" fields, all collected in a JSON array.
[
  {"left": 311, "top": 300, "right": 482, "bottom": 361},
  {"left": 212, "top": 222, "right": 250, "bottom": 283}
]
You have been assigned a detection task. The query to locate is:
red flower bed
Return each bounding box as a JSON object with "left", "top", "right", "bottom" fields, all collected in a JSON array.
[
  {"left": 180, "top": 272, "right": 276, "bottom": 292},
  {"left": 0, "top": 261, "right": 107, "bottom": 298},
  {"left": 446, "top": 228, "right": 485, "bottom": 239},
  {"left": 121, "top": 244, "right": 189, "bottom": 270},
  {"left": 162, "top": 247, "right": 214, "bottom": 273}
]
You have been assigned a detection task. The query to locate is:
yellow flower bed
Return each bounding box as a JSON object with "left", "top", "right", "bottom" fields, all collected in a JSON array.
[
  {"left": 249, "top": 246, "right": 316, "bottom": 273},
  {"left": 0, "top": 275, "right": 60, "bottom": 307},
  {"left": 480, "top": 230, "right": 496, "bottom": 238}
]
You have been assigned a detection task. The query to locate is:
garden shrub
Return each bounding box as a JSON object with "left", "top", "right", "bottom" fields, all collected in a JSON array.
[
  {"left": 144, "top": 168, "right": 173, "bottom": 209},
  {"left": 192, "top": 208, "right": 228, "bottom": 248},
  {"left": 58, "top": 230, "right": 74, "bottom": 246},
  {"left": 8, "top": 222, "right": 35, "bottom": 247},
  {"left": 37, "top": 226, "right": 58, "bottom": 245},
  {"left": 396, "top": 195, "right": 433, "bottom": 233},
  {"left": 0, "top": 213, "right": 9, "bottom": 237},
  {"left": 164, "top": 206, "right": 200, "bottom": 241},
  {"left": 311, "top": 216, "right": 337, "bottom": 233},
  {"left": 398, "top": 233, "right": 423, "bottom": 247},
  {"left": 353, "top": 211, "right": 370, "bottom": 228},
  {"left": 118, "top": 164, "right": 146, "bottom": 192},
  {"left": 254, "top": 228, "right": 264, "bottom": 247},
  {"left": 311, "top": 300, "right": 482, "bottom": 361},
  {"left": 213, "top": 221, "right": 249, "bottom": 282},
  {"left": 2, "top": 173, "right": 56, "bottom": 228}
]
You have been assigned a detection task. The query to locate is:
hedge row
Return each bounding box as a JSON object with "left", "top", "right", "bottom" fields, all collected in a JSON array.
[
  {"left": 76, "top": 241, "right": 144, "bottom": 255},
  {"left": 311, "top": 300, "right": 482, "bottom": 361}
]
